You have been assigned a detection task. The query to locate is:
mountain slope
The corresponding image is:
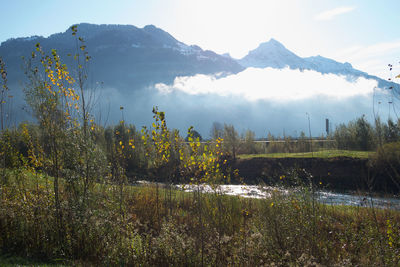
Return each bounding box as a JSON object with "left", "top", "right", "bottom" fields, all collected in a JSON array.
[
  {"left": 238, "top": 38, "right": 315, "bottom": 70},
  {"left": 0, "top": 23, "right": 244, "bottom": 91}
]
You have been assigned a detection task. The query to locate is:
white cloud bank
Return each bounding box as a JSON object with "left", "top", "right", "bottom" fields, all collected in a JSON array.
[
  {"left": 98, "top": 68, "right": 390, "bottom": 137},
  {"left": 155, "top": 67, "right": 378, "bottom": 102},
  {"left": 314, "top": 6, "right": 355, "bottom": 21}
]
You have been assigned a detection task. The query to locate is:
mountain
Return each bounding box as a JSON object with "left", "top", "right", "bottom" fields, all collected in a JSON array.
[
  {"left": 0, "top": 23, "right": 244, "bottom": 91},
  {"left": 238, "top": 38, "right": 314, "bottom": 70},
  {"left": 2, "top": 24, "right": 395, "bottom": 92},
  {"left": 237, "top": 38, "right": 394, "bottom": 89},
  {"left": 1, "top": 24, "right": 398, "bottom": 136}
]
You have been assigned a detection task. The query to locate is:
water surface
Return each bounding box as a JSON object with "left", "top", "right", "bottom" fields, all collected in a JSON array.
[{"left": 177, "top": 183, "right": 400, "bottom": 210}]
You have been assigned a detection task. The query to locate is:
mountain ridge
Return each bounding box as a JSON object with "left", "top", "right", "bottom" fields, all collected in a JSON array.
[
  {"left": 236, "top": 38, "right": 394, "bottom": 89},
  {"left": 1, "top": 23, "right": 396, "bottom": 90},
  {"left": 0, "top": 23, "right": 244, "bottom": 90}
]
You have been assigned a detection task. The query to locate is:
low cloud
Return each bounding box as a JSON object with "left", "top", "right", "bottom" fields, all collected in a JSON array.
[
  {"left": 93, "top": 68, "right": 390, "bottom": 138},
  {"left": 314, "top": 6, "right": 355, "bottom": 21},
  {"left": 155, "top": 67, "right": 377, "bottom": 102}
]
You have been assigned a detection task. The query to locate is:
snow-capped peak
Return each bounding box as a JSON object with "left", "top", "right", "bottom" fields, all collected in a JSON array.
[{"left": 238, "top": 37, "right": 308, "bottom": 69}]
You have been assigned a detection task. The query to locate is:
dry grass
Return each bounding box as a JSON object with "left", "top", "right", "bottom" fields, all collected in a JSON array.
[{"left": 1, "top": 168, "right": 399, "bottom": 266}]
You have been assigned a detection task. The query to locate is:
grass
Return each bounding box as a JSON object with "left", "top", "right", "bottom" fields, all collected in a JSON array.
[
  {"left": 0, "top": 254, "right": 67, "bottom": 266},
  {"left": 1, "top": 167, "right": 400, "bottom": 266},
  {"left": 238, "top": 149, "right": 374, "bottom": 159}
]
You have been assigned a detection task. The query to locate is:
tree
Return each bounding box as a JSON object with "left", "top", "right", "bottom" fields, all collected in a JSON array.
[
  {"left": 68, "top": 25, "right": 107, "bottom": 210},
  {"left": 24, "top": 42, "right": 79, "bottom": 239},
  {"left": 298, "top": 130, "right": 309, "bottom": 152},
  {"left": 210, "top": 121, "right": 223, "bottom": 140},
  {"left": 384, "top": 118, "right": 400, "bottom": 143},
  {"left": 0, "top": 57, "right": 10, "bottom": 131},
  {"left": 355, "top": 115, "right": 375, "bottom": 151},
  {"left": 185, "top": 129, "right": 202, "bottom": 142},
  {"left": 374, "top": 116, "right": 385, "bottom": 148},
  {"left": 0, "top": 57, "right": 10, "bottom": 181},
  {"left": 242, "top": 129, "right": 257, "bottom": 154},
  {"left": 223, "top": 124, "right": 239, "bottom": 159}
]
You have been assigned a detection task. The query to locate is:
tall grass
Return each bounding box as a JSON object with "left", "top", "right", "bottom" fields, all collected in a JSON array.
[{"left": 0, "top": 168, "right": 399, "bottom": 266}]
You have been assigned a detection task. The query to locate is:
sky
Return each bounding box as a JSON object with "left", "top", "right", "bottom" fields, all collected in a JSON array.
[{"left": 1, "top": 0, "right": 399, "bottom": 79}]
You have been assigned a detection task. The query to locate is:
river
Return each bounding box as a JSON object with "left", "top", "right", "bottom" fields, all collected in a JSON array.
[{"left": 176, "top": 183, "right": 400, "bottom": 210}]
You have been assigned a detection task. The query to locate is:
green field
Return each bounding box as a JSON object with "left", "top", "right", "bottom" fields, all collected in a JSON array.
[{"left": 238, "top": 149, "right": 374, "bottom": 159}]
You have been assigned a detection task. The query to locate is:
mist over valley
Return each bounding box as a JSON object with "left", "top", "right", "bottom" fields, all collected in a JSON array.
[{"left": 1, "top": 23, "right": 398, "bottom": 137}]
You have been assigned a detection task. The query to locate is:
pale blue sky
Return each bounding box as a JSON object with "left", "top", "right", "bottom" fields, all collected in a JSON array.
[{"left": 1, "top": 0, "right": 399, "bottom": 78}]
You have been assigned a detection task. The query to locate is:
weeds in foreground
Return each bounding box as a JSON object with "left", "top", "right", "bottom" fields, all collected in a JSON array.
[{"left": 0, "top": 169, "right": 399, "bottom": 266}]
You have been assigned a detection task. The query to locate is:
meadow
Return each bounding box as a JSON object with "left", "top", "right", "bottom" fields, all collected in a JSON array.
[{"left": 238, "top": 149, "right": 374, "bottom": 159}]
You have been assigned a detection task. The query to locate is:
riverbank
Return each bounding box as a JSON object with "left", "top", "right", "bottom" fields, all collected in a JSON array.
[{"left": 231, "top": 156, "right": 399, "bottom": 194}]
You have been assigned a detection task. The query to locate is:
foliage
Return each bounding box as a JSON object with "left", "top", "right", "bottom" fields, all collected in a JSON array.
[
  {"left": 241, "top": 129, "right": 257, "bottom": 154},
  {"left": 0, "top": 57, "right": 11, "bottom": 131},
  {"left": 185, "top": 129, "right": 202, "bottom": 142},
  {"left": 223, "top": 123, "right": 239, "bottom": 159},
  {"left": 333, "top": 116, "right": 400, "bottom": 151},
  {"left": 210, "top": 121, "right": 223, "bottom": 140},
  {"left": 370, "top": 141, "right": 400, "bottom": 191}
]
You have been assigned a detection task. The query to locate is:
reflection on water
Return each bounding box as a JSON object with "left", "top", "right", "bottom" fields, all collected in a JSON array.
[
  {"left": 316, "top": 191, "right": 400, "bottom": 210},
  {"left": 177, "top": 184, "right": 400, "bottom": 210}
]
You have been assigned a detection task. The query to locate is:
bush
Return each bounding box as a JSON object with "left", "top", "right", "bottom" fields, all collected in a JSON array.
[{"left": 370, "top": 141, "right": 400, "bottom": 192}]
